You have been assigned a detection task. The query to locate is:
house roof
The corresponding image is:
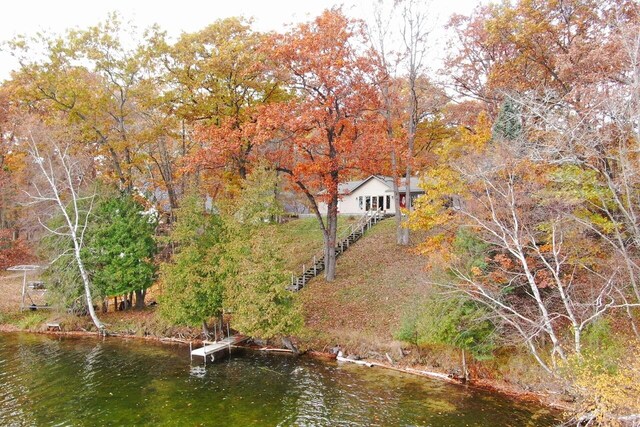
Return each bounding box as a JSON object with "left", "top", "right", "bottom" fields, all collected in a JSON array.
[{"left": 336, "top": 175, "right": 424, "bottom": 195}]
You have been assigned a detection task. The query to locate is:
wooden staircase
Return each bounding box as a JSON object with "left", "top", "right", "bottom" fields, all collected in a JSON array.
[{"left": 287, "top": 211, "right": 388, "bottom": 291}]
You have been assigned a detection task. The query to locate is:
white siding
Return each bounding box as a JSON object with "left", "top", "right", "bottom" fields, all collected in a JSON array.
[{"left": 318, "top": 177, "right": 396, "bottom": 215}]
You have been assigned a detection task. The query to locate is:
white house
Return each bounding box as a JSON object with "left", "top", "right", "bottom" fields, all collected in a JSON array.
[{"left": 317, "top": 175, "right": 424, "bottom": 215}]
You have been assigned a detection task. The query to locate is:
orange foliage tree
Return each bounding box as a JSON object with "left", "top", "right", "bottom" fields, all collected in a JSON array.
[{"left": 255, "top": 9, "right": 386, "bottom": 281}]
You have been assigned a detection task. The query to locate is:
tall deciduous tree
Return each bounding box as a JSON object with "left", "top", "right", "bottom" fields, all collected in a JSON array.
[
  {"left": 7, "top": 14, "right": 186, "bottom": 217},
  {"left": 398, "top": 0, "right": 432, "bottom": 246},
  {"left": 369, "top": 0, "right": 447, "bottom": 246},
  {"left": 257, "top": 9, "right": 385, "bottom": 281},
  {"left": 151, "top": 17, "right": 286, "bottom": 191},
  {"left": 23, "top": 122, "right": 105, "bottom": 333}
]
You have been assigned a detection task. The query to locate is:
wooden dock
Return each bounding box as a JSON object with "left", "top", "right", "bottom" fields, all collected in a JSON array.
[{"left": 190, "top": 335, "right": 247, "bottom": 364}]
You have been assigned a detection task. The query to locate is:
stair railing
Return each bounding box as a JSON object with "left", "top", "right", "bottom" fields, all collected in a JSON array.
[{"left": 289, "top": 210, "right": 384, "bottom": 290}]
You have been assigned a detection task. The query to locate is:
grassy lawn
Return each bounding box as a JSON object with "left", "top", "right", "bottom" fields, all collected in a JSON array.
[{"left": 266, "top": 215, "right": 360, "bottom": 273}]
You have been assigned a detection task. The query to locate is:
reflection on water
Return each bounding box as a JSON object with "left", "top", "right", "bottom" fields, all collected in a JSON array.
[{"left": 0, "top": 333, "right": 559, "bottom": 426}]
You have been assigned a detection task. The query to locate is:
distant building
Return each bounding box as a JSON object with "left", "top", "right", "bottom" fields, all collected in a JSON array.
[{"left": 318, "top": 175, "right": 424, "bottom": 215}]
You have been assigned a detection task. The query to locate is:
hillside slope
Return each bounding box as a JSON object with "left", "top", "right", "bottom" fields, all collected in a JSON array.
[{"left": 296, "top": 218, "right": 432, "bottom": 349}]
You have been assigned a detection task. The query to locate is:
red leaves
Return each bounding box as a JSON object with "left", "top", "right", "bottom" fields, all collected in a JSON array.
[
  {"left": 0, "top": 229, "right": 33, "bottom": 270},
  {"left": 252, "top": 9, "right": 387, "bottom": 202}
]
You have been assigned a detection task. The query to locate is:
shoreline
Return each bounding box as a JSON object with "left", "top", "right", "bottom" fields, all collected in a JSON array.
[{"left": 0, "top": 324, "right": 569, "bottom": 413}]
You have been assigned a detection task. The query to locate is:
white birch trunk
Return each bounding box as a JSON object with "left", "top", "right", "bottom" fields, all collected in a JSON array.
[{"left": 26, "top": 135, "right": 105, "bottom": 333}]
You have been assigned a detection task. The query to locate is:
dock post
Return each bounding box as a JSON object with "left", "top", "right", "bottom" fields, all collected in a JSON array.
[
  {"left": 189, "top": 341, "right": 192, "bottom": 361},
  {"left": 20, "top": 271, "right": 27, "bottom": 312}
]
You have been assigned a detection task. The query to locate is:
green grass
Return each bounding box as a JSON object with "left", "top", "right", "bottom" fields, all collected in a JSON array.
[
  {"left": 264, "top": 216, "right": 359, "bottom": 273},
  {"left": 13, "top": 312, "right": 49, "bottom": 330}
]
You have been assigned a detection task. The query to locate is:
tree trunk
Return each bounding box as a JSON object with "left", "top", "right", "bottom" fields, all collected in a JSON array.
[
  {"left": 202, "top": 320, "right": 209, "bottom": 338},
  {"left": 324, "top": 197, "right": 339, "bottom": 281},
  {"left": 28, "top": 139, "right": 105, "bottom": 334},
  {"left": 74, "top": 244, "right": 105, "bottom": 333},
  {"left": 461, "top": 349, "right": 469, "bottom": 383},
  {"left": 399, "top": 176, "right": 411, "bottom": 245},
  {"left": 135, "top": 289, "right": 146, "bottom": 309},
  {"left": 101, "top": 299, "right": 108, "bottom": 313},
  {"left": 400, "top": 100, "right": 416, "bottom": 246},
  {"left": 391, "top": 148, "right": 404, "bottom": 246}
]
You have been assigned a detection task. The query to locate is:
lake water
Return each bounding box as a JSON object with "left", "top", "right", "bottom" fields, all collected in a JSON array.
[{"left": 0, "top": 333, "right": 559, "bottom": 426}]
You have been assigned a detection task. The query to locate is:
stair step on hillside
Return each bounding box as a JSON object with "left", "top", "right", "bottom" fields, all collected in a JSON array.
[{"left": 288, "top": 214, "right": 388, "bottom": 291}]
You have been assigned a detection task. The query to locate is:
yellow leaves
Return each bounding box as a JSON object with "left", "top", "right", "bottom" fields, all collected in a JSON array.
[
  {"left": 570, "top": 345, "right": 640, "bottom": 425},
  {"left": 3, "top": 150, "right": 27, "bottom": 174},
  {"left": 470, "top": 266, "right": 483, "bottom": 277}
]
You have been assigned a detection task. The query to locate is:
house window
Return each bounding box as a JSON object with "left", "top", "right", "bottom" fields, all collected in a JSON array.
[
  {"left": 386, "top": 195, "right": 391, "bottom": 209},
  {"left": 358, "top": 196, "right": 363, "bottom": 210},
  {"left": 365, "top": 196, "right": 371, "bottom": 211}
]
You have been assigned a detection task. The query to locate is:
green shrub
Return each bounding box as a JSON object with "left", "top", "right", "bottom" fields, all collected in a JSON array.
[{"left": 396, "top": 294, "right": 496, "bottom": 360}]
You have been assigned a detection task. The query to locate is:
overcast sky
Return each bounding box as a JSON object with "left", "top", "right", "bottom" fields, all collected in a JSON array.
[{"left": 0, "top": 0, "right": 485, "bottom": 82}]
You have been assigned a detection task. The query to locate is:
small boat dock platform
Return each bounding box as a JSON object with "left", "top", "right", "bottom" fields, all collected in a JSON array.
[{"left": 190, "top": 335, "right": 248, "bottom": 364}]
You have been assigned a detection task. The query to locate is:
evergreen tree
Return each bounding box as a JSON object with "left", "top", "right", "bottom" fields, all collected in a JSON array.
[
  {"left": 222, "top": 165, "right": 302, "bottom": 344},
  {"left": 492, "top": 98, "right": 522, "bottom": 141},
  {"left": 84, "top": 192, "right": 158, "bottom": 309},
  {"left": 224, "top": 228, "right": 302, "bottom": 342},
  {"left": 158, "top": 191, "right": 226, "bottom": 332}
]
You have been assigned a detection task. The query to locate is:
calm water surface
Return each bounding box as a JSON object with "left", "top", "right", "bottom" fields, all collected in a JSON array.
[{"left": 0, "top": 333, "right": 559, "bottom": 426}]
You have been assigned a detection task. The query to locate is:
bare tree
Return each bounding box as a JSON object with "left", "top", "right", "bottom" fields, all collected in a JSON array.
[
  {"left": 439, "top": 146, "right": 636, "bottom": 373},
  {"left": 499, "top": 15, "right": 640, "bottom": 332},
  {"left": 23, "top": 127, "right": 105, "bottom": 333},
  {"left": 369, "top": 1, "right": 405, "bottom": 244},
  {"left": 398, "top": 0, "right": 432, "bottom": 245},
  {"left": 368, "top": 0, "right": 435, "bottom": 245}
]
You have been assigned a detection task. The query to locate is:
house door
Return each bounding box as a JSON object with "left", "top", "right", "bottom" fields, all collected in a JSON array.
[{"left": 370, "top": 196, "right": 384, "bottom": 211}]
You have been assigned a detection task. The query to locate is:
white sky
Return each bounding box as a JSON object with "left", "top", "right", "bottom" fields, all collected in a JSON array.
[{"left": 0, "top": 0, "right": 486, "bottom": 82}]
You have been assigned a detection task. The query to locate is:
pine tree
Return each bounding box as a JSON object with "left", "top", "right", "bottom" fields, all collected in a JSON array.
[
  {"left": 492, "top": 98, "right": 522, "bottom": 141},
  {"left": 158, "top": 191, "right": 226, "bottom": 331},
  {"left": 84, "top": 192, "right": 158, "bottom": 309}
]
